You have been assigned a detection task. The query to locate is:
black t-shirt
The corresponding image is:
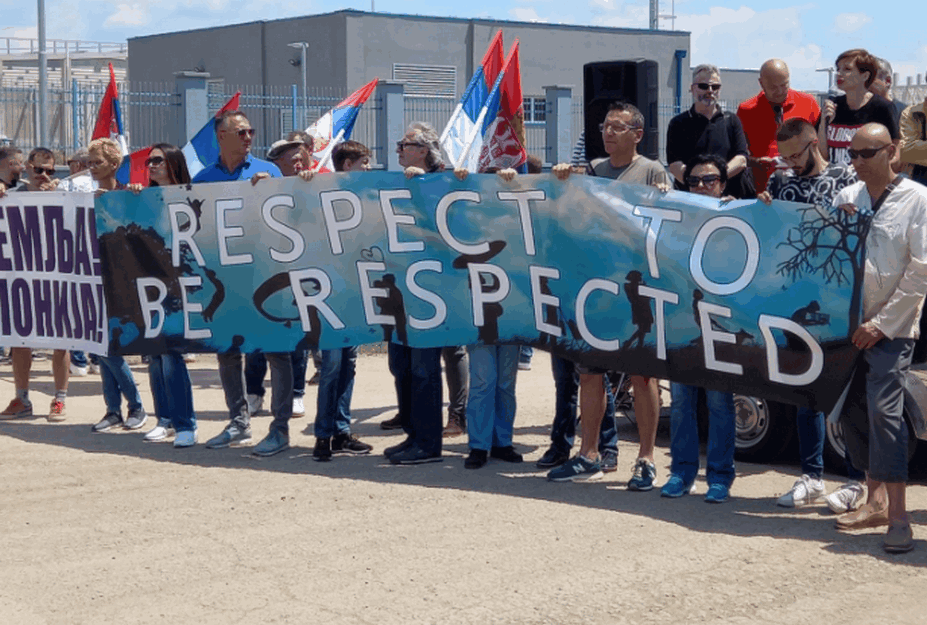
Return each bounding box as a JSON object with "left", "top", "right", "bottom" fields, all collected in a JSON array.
[
  {"left": 666, "top": 106, "right": 753, "bottom": 198},
  {"left": 825, "top": 94, "right": 899, "bottom": 167}
]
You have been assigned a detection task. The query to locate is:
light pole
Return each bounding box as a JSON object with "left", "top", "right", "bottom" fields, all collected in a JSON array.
[
  {"left": 288, "top": 42, "right": 308, "bottom": 128},
  {"left": 38, "top": 0, "right": 48, "bottom": 147}
]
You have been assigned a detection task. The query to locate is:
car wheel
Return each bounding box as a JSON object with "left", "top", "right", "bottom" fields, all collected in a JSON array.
[{"left": 734, "top": 396, "right": 795, "bottom": 462}]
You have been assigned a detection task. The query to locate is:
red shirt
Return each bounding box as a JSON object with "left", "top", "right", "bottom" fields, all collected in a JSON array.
[{"left": 737, "top": 89, "right": 821, "bottom": 191}]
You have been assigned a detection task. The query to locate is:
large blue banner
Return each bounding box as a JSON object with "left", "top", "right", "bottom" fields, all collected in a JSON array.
[{"left": 93, "top": 173, "right": 862, "bottom": 412}]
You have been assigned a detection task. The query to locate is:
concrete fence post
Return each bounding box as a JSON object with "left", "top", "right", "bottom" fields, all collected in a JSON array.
[
  {"left": 376, "top": 81, "right": 405, "bottom": 171},
  {"left": 544, "top": 85, "right": 573, "bottom": 166},
  {"left": 173, "top": 71, "right": 211, "bottom": 147}
]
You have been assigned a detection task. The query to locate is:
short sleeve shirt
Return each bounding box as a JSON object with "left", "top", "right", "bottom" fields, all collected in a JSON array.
[
  {"left": 766, "top": 164, "right": 858, "bottom": 207},
  {"left": 826, "top": 94, "right": 899, "bottom": 167},
  {"left": 589, "top": 155, "right": 669, "bottom": 187},
  {"left": 192, "top": 154, "right": 282, "bottom": 183}
]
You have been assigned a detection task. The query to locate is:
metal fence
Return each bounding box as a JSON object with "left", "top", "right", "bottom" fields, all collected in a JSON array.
[{"left": 12, "top": 77, "right": 896, "bottom": 170}]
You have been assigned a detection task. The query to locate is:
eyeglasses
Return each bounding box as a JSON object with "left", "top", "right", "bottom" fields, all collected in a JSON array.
[
  {"left": 686, "top": 174, "right": 722, "bottom": 188},
  {"left": 599, "top": 122, "right": 639, "bottom": 135},
  {"left": 695, "top": 83, "right": 722, "bottom": 92},
  {"left": 848, "top": 145, "right": 890, "bottom": 160},
  {"left": 396, "top": 141, "right": 424, "bottom": 150},
  {"left": 145, "top": 156, "right": 165, "bottom": 167},
  {"left": 31, "top": 166, "right": 56, "bottom": 176},
  {"left": 782, "top": 141, "right": 814, "bottom": 163}
]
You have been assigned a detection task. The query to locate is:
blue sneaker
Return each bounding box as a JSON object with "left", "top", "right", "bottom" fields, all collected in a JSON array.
[
  {"left": 660, "top": 474, "right": 694, "bottom": 498},
  {"left": 547, "top": 455, "right": 603, "bottom": 482},
  {"left": 628, "top": 458, "right": 656, "bottom": 491},
  {"left": 252, "top": 430, "right": 290, "bottom": 457},
  {"left": 704, "top": 483, "right": 730, "bottom": 504}
]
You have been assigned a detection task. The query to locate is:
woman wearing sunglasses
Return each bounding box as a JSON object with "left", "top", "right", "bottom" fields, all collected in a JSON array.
[
  {"left": 126, "top": 144, "right": 199, "bottom": 447},
  {"left": 666, "top": 64, "right": 753, "bottom": 199}
]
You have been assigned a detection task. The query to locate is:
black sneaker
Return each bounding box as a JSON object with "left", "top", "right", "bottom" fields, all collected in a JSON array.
[
  {"left": 464, "top": 449, "right": 489, "bottom": 469},
  {"left": 389, "top": 444, "right": 442, "bottom": 465},
  {"left": 384, "top": 436, "right": 414, "bottom": 459},
  {"left": 380, "top": 413, "right": 403, "bottom": 430},
  {"left": 91, "top": 411, "right": 123, "bottom": 432},
  {"left": 332, "top": 433, "right": 373, "bottom": 455},
  {"left": 313, "top": 437, "right": 332, "bottom": 462},
  {"left": 536, "top": 446, "right": 570, "bottom": 469},
  {"left": 490, "top": 445, "right": 523, "bottom": 463}
]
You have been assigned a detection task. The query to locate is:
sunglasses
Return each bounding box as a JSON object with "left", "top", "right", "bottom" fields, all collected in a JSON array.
[
  {"left": 396, "top": 141, "right": 424, "bottom": 150},
  {"left": 695, "top": 83, "right": 722, "bottom": 92},
  {"left": 847, "top": 145, "right": 890, "bottom": 160},
  {"left": 31, "top": 166, "right": 56, "bottom": 176},
  {"left": 88, "top": 159, "right": 106, "bottom": 167},
  {"left": 686, "top": 174, "right": 722, "bottom": 187},
  {"left": 226, "top": 128, "right": 255, "bottom": 139},
  {"left": 145, "top": 156, "right": 165, "bottom": 167}
]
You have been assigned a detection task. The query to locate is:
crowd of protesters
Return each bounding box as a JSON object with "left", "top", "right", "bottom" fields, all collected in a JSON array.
[{"left": 2, "top": 48, "right": 927, "bottom": 555}]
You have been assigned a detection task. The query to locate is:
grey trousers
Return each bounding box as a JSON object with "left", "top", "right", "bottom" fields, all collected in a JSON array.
[
  {"left": 218, "top": 351, "right": 294, "bottom": 436},
  {"left": 841, "top": 338, "right": 914, "bottom": 483}
]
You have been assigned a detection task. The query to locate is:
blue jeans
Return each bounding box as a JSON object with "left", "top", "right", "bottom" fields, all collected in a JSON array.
[
  {"left": 466, "top": 344, "right": 519, "bottom": 451},
  {"left": 669, "top": 383, "right": 735, "bottom": 487},
  {"left": 98, "top": 355, "right": 143, "bottom": 414},
  {"left": 796, "top": 406, "right": 824, "bottom": 479},
  {"left": 292, "top": 349, "right": 310, "bottom": 399},
  {"left": 313, "top": 347, "right": 357, "bottom": 439},
  {"left": 148, "top": 353, "right": 196, "bottom": 433},
  {"left": 549, "top": 354, "right": 618, "bottom": 454},
  {"left": 219, "top": 351, "right": 293, "bottom": 435},
  {"left": 388, "top": 344, "right": 443, "bottom": 455},
  {"left": 71, "top": 350, "right": 87, "bottom": 368},
  {"left": 519, "top": 345, "right": 534, "bottom": 364}
]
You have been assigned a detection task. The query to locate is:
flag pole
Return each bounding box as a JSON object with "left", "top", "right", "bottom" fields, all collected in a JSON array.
[{"left": 312, "top": 128, "right": 346, "bottom": 173}]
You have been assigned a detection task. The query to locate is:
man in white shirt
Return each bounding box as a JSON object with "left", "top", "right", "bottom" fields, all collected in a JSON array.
[{"left": 833, "top": 123, "right": 927, "bottom": 553}]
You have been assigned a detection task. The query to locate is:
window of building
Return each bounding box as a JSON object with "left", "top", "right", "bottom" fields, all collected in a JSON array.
[{"left": 523, "top": 96, "right": 546, "bottom": 123}]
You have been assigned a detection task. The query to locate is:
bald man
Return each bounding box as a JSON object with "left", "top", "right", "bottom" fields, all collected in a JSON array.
[
  {"left": 737, "top": 59, "right": 821, "bottom": 191},
  {"left": 833, "top": 123, "right": 927, "bottom": 554}
]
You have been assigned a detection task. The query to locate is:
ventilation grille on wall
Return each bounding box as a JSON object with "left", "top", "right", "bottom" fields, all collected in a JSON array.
[{"left": 392, "top": 63, "right": 457, "bottom": 98}]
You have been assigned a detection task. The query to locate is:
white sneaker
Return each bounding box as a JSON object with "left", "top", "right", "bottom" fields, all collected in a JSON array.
[
  {"left": 89, "top": 363, "right": 100, "bottom": 374},
  {"left": 183, "top": 354, "right": 197, "bottom": 362},
  {"left": 777, "top": 474, "right": 825, "bottom": 508},
  {"left": 292, "top": 397, "right": 305, "bottom": 418},
  {"left": 825, "top": 480, "right": 865, "bottom": 514},
  {"left": 144, "top": 424, "right": 175, "bottom": 442},
  {"left": 173, "top": 430, "right": 198, "bottom": 448},
  {"left": 247, "top": 393, "right": 264, "bottom": 416},
  {"left": 70, "top": 363, "right": 89, "bottom": 376}
]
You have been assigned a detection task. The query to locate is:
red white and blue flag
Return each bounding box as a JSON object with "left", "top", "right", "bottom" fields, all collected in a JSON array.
[
  {"left": 306, "top": 78, "right": 379, "bottom": 171},
  {"left": 180, "top": 92, "right": 242, "bottom": 179},
  {"left": 92, "top": 63, "right": 129, "bottom": 157},
  {"left": 477, "top": 40, "right": 528, "bottom": 172},
  {"left": 439, "top": 31, "right": 505, "bottom": 171}
]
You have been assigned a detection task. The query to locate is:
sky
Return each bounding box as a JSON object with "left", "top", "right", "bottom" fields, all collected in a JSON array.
[{"left": 3, "top": 0, "right": 926, "bottom": 93}]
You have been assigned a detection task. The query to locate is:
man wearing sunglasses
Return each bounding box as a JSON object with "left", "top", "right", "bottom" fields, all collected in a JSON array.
[
  {"left": 666, "top": 64, "right": 752, "bottom": 199},
  {"left": 192, "top": 110, "right": 294, "bottom": 458},
  {"left": 758, "top": 118, "right": 865, "bottom": 513},
  {"left": 737, "top": 59, "right": 821, "bottom": 193},
  {"left": 832, "top": 123, "right": 927, "bottom": 554}
]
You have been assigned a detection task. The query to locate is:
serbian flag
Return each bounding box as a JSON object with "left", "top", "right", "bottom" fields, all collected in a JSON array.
[
  {"left": 307, "top": 77, "right": 379, "bottom": 171},
  {"left": 92, "top": 63, "right": 129, "bottom": 157},
  {"left": 478, "top": 40, "right": 528, "bottom": 172},
  {"left": 439, "top": 31, "right": 505, "bottom": 171},
  {"left": 181, "top": 92, "right": 242, "bottom": 179},
  {"left": 115, "top": 147, "right": 152, "bottom": 186}
]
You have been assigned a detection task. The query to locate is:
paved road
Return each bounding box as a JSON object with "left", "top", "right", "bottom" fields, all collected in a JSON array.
[{"left": 1, "top": 351, "right": 924, "bottom": 624}]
